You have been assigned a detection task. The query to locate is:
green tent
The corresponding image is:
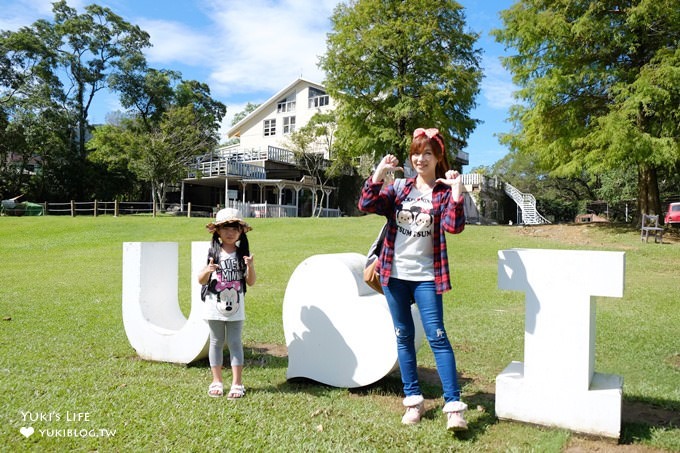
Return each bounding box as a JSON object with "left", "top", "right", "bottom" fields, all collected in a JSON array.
[{"left": 1, "top": 200, "right": 44, "bottom": 216}]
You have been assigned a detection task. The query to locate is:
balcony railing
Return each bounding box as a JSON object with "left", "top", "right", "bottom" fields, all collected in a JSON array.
[
  {"left": 189, "top": 145, "right": 302, "bottom": 179},
  {"left": 229, "top": 200, "right": 341, "bottom": 218},
  {"left": 189, "top": 160, "right": 266, "bottom": 179}
]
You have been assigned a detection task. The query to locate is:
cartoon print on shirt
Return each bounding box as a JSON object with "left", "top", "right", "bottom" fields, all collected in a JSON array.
[
  {"left": 415, "top": 211, "right": 432, "bottom": 228},
  {"left": 397, "top": 209, "right": 414, "bottom": 225},
  {"left": 217, "top": 281, "right": 241, "bottom": 315},
  {"left": 396, "top": 195, "right": 433, "bottom": 238},
  {"left": 213, "top": 255, "right": 244, "bottom": 316}
]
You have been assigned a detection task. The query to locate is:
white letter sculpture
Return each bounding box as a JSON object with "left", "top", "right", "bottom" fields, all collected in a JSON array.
[
  {"left": 283, "top": 253, "right": 424, "bottom": 388},
  {"left": 122, "top": 242, "right": 214, "bottom": 364},
  {"left": 496, "top": 248, "right": 626, "bottom": 438}
]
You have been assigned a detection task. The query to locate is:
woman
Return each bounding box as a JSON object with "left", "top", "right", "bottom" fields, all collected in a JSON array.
[{"left": 358, "top": 127, "right": 468, "bottom": 431}]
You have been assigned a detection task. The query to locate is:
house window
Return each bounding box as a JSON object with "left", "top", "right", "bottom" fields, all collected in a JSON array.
[
  {"left": 277, "top": 98, "right": 296, "bottom": 113},
  {"left": 283, "top": 116, "right": 296, "bottom": 134},
  {"left": 308, "top": 95, "right": 329, "bottom": 108},
  {"left": 264, "top": 119, "right": 276, "bottom": 136},
  {"left": 308, "top": 87, "right": 329, "bottom": 108}
]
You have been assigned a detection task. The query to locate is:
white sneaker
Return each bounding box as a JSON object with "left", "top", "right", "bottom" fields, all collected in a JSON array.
[
  {"left": 401, "top": 395, "right": 425, "bottom": 425},
  {"left": 446, "top": 411, "right": 468, "bottom": 431},
  {"left": 443, "top": 401, "right": 468, "bottom": 431}
]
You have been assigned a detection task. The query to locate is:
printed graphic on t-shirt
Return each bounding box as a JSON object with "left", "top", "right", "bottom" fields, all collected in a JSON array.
[
  {"left": 214, "top": 256, "right": 243, "bottom": 317},
  {"left": 392, "top": 187, "right": 435, "bottom": 280},
  {"left": 397, "top": 193, "right": 433, "bottom": 238}
]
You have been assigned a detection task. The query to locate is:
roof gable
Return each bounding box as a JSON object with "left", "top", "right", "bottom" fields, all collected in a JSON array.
[{"left": 227, "top": 78, "right": 326, "bottom": 138}]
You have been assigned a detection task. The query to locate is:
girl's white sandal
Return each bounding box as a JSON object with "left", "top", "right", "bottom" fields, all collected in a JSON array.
[
  {"left": 208, "top": 382, "right": 224, "bottom": 397},
  {"left": 227, "top": 384, "right": 246, "bottom": 399}
]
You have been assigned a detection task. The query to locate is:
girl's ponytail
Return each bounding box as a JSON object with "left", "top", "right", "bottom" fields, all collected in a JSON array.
[
  {"left": 237, "top": 232, "right": 250, "bottom": 294},
  {"left": 208, "top": 233, "right": 221, "bottom": 264}
]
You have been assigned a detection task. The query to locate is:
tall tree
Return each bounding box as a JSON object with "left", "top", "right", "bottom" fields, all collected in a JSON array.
[
  {"left": 111, "top": 66, "right": 225, "bottom": 136},
  {"left": 0, "top": 1, "right": 150, "bottom": 199},
  {"left": 109, "top": 65, "right": 180, "bottom": 129},
  {"left": 319, "top": 0, "right": 482, "bottom": 164},
  {"left": 88, "top": 104, "right": 220, "bottom": 210},
  {"left": 174, "top": 79, "right": 227, "bottom": 138},
  {"left": 494, "top": 0, "right": 680, "bottom": 217},
  {"left": 88, "top": 72, "right": 225, "bottom": 209}
]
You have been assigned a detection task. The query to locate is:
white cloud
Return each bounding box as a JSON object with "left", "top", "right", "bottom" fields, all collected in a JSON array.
[
  {"left": 481, "top": 56, "right": 517, "bottom": 110},
  {"left": 137, "top": 18, "right": 215, "bottom": 66},
  {"left": 483, "top": 79, "right": 516, "bottom": 110},
  {"left": 203, "top": 0, "right": 337, "bottom": 97},
  {"left": 0, "top": 0, "right": 87, "bottom": 30}
]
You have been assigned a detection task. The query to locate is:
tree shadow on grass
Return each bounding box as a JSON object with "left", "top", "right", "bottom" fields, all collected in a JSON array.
[
  {"left": 277, "top": 365, "right": 460, "bottom": 398},
  {"left": 187, "top": 343, "right": 679, "bottom": 446},
  {"left": 186, "top": 342, "right": 289, "bottom": 371},
  {"left": 349, "top": 367, "right": 496, "bottom": 441},
  {"left": 349, "top": 365, "right": 680, "bottom": 445},
  {"left": 619, "top": 396, "right": 680, "bottom": 445}
]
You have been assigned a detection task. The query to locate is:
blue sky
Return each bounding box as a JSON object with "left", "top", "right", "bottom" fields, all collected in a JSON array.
[{"left": 1, "top": 0, "right": 517, "bottom": 170}]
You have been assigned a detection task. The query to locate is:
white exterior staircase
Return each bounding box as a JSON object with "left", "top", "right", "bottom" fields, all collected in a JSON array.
[{"left": 503, "top": 182, "right": 551, "bottom": 225}]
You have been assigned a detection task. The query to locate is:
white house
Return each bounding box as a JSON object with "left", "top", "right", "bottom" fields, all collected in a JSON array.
[
  {"left": 179, "top": 78, "right": 340, "bottom": 218},
  {"left": 227, "top": 78, "right": 336, "bottom": 157}
]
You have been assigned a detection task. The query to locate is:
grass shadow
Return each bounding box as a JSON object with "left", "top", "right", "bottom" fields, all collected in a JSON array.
[
  {"left": 620, "top": 395, "right": 680, "bottom": 445},
  {"left": 186, "top": 343, "right": 289, "bottom": 370},
  {"left": 444, "top": 390, "right": 498, "bottom": 442}
]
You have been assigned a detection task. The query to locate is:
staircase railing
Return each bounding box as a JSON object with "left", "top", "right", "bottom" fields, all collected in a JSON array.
[{"left": 503, "top": 182, "right": 551, "bottom": 225}]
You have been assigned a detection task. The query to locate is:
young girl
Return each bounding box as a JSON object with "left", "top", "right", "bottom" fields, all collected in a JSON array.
[
  {"left": 198, "top": 208, "right": 256, "bottom": 399},
  {"left": 358, "top": 127, "right": 468, "bottom": 431}
]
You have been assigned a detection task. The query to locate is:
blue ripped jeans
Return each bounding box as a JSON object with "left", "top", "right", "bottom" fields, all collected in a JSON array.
[{"left": 383, "top": 278, "right": 461, "bottom": 403}]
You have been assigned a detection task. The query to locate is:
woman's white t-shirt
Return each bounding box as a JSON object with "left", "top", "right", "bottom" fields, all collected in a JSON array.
[
  {"left": 391, "top": 186, "right": 435, "bottom": 281},
  {"left": 203, "top": 250, "right": 246, "bottom": 321}
]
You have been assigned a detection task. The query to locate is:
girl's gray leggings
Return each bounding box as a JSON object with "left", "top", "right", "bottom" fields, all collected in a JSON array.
[{"left": 207, "top": 320, "right": 244, "bottom": 367}]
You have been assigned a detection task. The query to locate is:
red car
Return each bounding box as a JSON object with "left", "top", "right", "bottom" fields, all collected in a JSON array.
[{"left": 665, "top": 202, "right": 680, "bottom": 227}]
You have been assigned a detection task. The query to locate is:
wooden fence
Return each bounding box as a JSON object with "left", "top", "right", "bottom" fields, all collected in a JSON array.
[
  {"left": 35, "top": 200, "right": 341, "bottom": 218},
  {"left": 40, "top": 201, "right": 213, "bottom": 218}
]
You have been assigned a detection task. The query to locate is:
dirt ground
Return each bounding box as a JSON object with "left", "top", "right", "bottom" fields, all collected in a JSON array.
[{"left": 512, "top": 222, "right": 680, "bottom": 246}]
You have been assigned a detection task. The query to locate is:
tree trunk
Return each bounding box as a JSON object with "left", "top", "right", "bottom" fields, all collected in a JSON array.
[
  {"left": 158, "top": 183, "right": 167, "bottom": 213},
  {"left": 316, "top": 191, "right": 326, "bottom": 218},
  {"left": 311, "top": 190, "right": 318, "bottom": 217},
  {"left": 152, "top": 184, "right": 167, "bottom": 214},
  {"left": 77, "top": 81, "right": 87, "bottom": 200},
  {"left": 637, "top": 164, "right": 661, "bottom": 218},
  {"left": 151, "top": 182, "right": 157, "bottom": 216}
]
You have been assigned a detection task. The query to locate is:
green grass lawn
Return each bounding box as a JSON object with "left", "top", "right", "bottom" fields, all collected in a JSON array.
[{"left": 1, "top": 215, "right": 678, "bottom": 452}]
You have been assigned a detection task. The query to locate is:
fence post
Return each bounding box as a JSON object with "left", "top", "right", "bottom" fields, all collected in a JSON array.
[
  {"left": 187, "top": 202, "right": 192, "bottom": 218},
  {"left": 114, "top": 200, "right": 119, "bottom": 217},
  {"left": 94, "top": 200, "right": 98, "bottom": 217},
  {"left": 43, "top": 202, "right": 48, "bottom": 216},
  {"left": 152, "top": 202, "right": 156, "bottom": 218},
  {"left": 71, "top": 200, "right": 75, "bottom": 217}
]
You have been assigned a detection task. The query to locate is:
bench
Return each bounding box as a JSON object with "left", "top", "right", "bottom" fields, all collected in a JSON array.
[{"left": 641, "top": 214, "right": 664, "bottom": 243}]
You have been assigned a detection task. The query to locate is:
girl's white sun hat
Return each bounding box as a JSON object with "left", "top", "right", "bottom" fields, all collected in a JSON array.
[{"left": 206, "top": 208, "right": 252, "bottom": 233}]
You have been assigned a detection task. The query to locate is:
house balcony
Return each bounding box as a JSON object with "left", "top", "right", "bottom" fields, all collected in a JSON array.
[
  {"left": 454, "top": 150, "right": 469, "bottom": 166},
  {"left": 188, "top": 159, "right": 266, "bottom": 179},
  {"left": 188, "top": 145, "right": 299, "bottom": 179}
]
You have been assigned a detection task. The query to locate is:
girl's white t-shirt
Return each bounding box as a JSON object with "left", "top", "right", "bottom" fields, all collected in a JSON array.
[
  {"left": 203, "top": 250, "right": 246, "bottom": 321},
  {"left": 391, "top": 186, "right": 435, "bottom": 281}
]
